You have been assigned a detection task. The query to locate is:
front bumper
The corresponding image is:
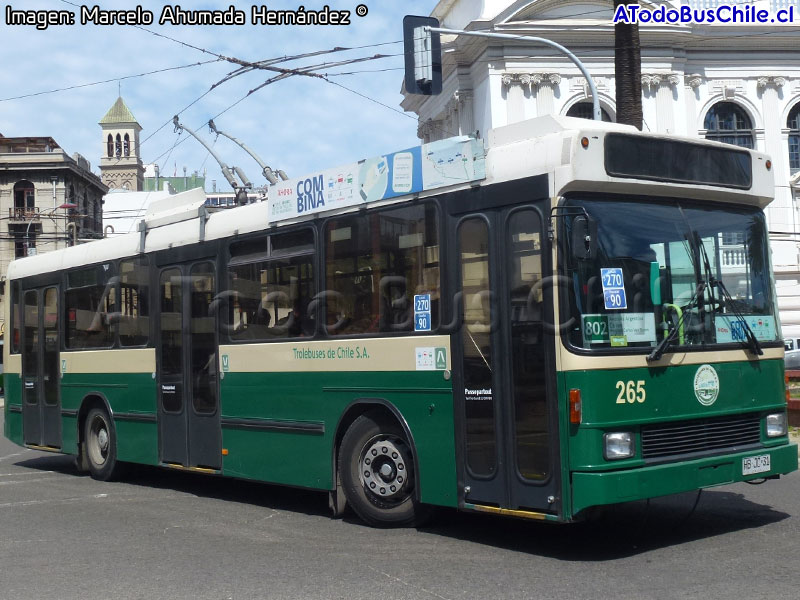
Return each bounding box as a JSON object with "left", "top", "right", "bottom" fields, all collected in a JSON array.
[{"left": 571, "top": 442, "right": 798, "bottom": 516}]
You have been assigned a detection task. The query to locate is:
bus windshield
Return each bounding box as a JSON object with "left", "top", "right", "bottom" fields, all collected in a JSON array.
[{"left": 562, "top": 195, "right": 779, "bottom": 353}]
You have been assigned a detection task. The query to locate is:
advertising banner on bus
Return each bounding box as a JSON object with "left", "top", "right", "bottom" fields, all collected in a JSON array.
[{"left": 268, "top": 136, "right": 485, "bottom": 222}]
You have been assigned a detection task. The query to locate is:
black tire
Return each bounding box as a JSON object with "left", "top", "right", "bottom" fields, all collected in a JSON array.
[
  {"left": 84, "top": 407, "right": 122, "bottom": 481},
  {"left": 338, "top": 412, "right": 431, "bottom": 528}
]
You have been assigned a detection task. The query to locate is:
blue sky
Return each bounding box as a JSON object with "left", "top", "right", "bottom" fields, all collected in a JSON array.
[{"left": 0, "top": 0, "right": 435, "bottom": 190}]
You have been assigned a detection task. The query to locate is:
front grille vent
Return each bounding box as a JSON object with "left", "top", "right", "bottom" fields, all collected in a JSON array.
[{"left": 641, "top": 414, "right": 761, "bottom": 460}]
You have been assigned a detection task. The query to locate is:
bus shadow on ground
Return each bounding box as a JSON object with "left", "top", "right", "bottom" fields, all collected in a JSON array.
[
  {"left": 15, "top": 453, "right": 330, "bottom": 519},
  {"left": 14, "top": 454, "right": 790, "bottom": 558},
  {"left": 423, "top": 490, "right": 790, "bottom": 560}
]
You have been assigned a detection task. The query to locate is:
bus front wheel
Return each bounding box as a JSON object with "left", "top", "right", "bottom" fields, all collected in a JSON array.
[
  {"left": 339, "top": 412, "right": 430, "bottom": 528},
  {"left": 84, "top": 408, "right": 121, "bottom": 481}
]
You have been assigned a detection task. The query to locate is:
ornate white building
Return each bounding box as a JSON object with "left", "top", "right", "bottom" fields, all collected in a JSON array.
[{"left": 401, "top": 0, "right": 800, "bottom": 341}]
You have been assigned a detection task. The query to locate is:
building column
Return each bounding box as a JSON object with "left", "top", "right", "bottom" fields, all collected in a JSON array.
[
  {"left": 534, "top": 73, "right": 560, "bottom": 118},
  {"left": 684, "top": 74, "right": 703, "bottom": 138},
  {"left": 642, "top": 73, "right": 680, "bottom": 134}
]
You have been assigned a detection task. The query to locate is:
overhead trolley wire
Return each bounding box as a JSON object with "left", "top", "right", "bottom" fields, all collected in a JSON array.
[{"left": 0, "top": 59, "right": 222, "bottom": 103}]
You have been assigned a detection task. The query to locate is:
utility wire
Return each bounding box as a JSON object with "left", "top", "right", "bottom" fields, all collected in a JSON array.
[
  {"left": 128, "top": 0, "right": 800, "bottom": 172},
  {"left": 0, "top": 59, "right": 221, "bottom": 103},
  {"left": 321, "top": 76, "right": 460, "bottom": 138}
]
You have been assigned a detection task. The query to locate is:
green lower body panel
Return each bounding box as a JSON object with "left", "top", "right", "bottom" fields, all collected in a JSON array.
[
  {"left": 219, "top": 370, "right": 458, "bottom": 508},
  {"left": 3, "top": 373, "right": 22, "bottom": 446},
  {"left": 4, "top": 406, "right": 23, "bottom": 445},
  {"left": 571, "top": 443, "right": 798, "bottom": 516}
]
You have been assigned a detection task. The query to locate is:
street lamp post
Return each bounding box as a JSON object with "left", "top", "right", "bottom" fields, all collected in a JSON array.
[{"left": 25, "top": 202, "right": 78, "bottom": 257}]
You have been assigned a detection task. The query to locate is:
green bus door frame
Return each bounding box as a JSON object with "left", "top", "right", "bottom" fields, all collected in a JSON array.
[
  {"left": 448, "top": 189, "right": 561, "bottom": 515},
  {"left": 21, "top": 286, "right": 62, "bottom": 449},
  {"left": 156, "top": 262, "right": 221, "bottom": 470}
]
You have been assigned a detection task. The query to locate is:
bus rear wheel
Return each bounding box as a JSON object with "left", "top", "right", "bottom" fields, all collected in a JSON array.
[
  {"left": 84, "top": 408, "right": 121, "bottom": 481},
  {"left": 339, "top": 413, "right": 430, "bottom": 528}
]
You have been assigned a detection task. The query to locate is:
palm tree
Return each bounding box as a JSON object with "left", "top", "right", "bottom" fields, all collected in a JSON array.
[{"left": 614, "top": 1, "right": 643, "bottom": 129}]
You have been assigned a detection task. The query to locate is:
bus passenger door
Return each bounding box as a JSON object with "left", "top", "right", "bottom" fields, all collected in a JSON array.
[
  {"left": 156, "top": 262, "right": 221, "bottom": 470},
  {"left": 452, "top": 204, "right": 560, "bottom": 515},
  {"left": 22, "top": 286, "right": 61, "bottom": 448}
]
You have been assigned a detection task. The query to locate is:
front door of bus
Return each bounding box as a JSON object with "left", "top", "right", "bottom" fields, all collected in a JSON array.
[
  {"left": 21, "top": 286, "right": 61, "bottom": 448},
  {"left": 156, "top": 262, "right": 221, "bottom": 470},
  {"left": 453, "top": 205, "right": 560, "bottom": 514}
]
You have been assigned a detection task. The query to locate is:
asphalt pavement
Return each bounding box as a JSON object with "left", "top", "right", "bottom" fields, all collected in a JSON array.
[{"left": 1, "top": 410, "right": 799, "bottom": 600}]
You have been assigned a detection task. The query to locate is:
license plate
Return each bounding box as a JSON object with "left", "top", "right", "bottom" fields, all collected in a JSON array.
[{"left": 742, "top": 454, "right": 771, "bottom": 476}]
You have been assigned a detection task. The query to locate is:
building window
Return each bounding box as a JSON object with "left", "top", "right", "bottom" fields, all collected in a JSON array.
[
  {"left": 566, "top": 102, "right": 613, "bottom": 122},
  {"left": 704, "top": 102, "right": 754, "bottom": 149},
  {"left": 115, "top": 134, "right": 122, "bottom": 157},
  {"left": 13, "top": 180, "right": 35, "bottom": 210},
  {"left": 14, "top": 232, "right": 33, "bottom": 258},
  {"left": 124, "top": 133, "right": 130, "bottom": 157},
  {"left": 788, "top": 104, "right": 800, "bottom": 175},
  {"left": 722, "top": 231, "right": 745, "bottom": 246},
  {"left": 107, "top": 134, "right": 113, "bottom": 158}
]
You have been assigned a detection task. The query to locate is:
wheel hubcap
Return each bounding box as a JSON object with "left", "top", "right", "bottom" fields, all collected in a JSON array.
[
  {"left": 359, "top": 436, "right": 411, "bottom": 501},
  {"left": 88, "top": 416, "right": 109, "bottom": 466},
  {"left": 97, "top": 428, "right": 109, "bottom": 452}
]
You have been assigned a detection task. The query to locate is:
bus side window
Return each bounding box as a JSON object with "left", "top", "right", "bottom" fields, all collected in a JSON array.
[
  {"left": 228, "top": 229, "right": 315, "bottom": 341},
  {"left": 119, "top": 257, "right": 150, "bottom": 346},
  {"left": 65, "top": 264, "right": 117, "bottom": 349},
  {"left": 11, "top": 280, "right": 21, "bottom": 354},
  {"left": 325, "top": 202, "right": 440, "bottom": 336}
]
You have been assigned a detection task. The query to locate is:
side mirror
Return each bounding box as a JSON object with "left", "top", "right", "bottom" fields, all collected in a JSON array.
[{"left": 571, "top": 215, "right": 598, "bottom": 260}]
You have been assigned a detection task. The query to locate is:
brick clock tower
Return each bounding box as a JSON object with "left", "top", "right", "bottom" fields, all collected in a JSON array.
[{"left": 99, "top": 96, "right": 144, "bottom": 191}]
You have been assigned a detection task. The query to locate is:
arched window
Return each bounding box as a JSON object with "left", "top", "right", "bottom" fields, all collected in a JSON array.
[
  {"left": 566, "top": 101, "right": 612, "bottom": 122},
  {"left": 788, "top": 104, "right": 800, "bottom": 174},
  {"left": 704, "top": 102, "right": 754, "bottom": 149},
  {"left": 115, "top": 134, "right": 122, "bottom": 157},
  {"left": 13, "top": 180, "right": 35, "bottom": 210},
  {"left": 123, "top": 133, "right": 130, "bottom": 157},
  {"left": 107, "top": 134, "right": 113, "bottom": 158}
]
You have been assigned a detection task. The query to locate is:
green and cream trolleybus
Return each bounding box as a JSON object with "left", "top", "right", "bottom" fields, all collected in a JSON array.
[{"left": 3, "top": 115, "right": 797, "bottom": 526}]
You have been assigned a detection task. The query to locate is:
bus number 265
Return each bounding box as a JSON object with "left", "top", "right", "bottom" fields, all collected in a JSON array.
[{"left": 615, "top": 380, "right": 646, "bottom": 404}]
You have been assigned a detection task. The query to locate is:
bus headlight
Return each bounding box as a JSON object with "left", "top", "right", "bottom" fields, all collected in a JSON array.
[
  {"left": 766, "top": 413, "right": 787, "bottom": 437},
  {"left": 603, "top": 432, "right": 634, "bottom": 460}
]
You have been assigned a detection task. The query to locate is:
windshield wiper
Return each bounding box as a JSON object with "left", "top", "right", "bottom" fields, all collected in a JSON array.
[
  {"left": 713, "top": 278, "right": 763, "bottom": 356},
  {"left": 695, "top": 231, "right": 717, "bottom": 334},
  {"left": 648, "top": 281, "right": 705, "bottom": 362}
]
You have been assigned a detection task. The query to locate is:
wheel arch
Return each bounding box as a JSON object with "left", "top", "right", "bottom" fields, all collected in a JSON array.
[
  {"left": 332, "top": 398, "right": 422, "bottom": 501},
  {"left": 76, "top": 392, "right": 114, "bottom": 448}
]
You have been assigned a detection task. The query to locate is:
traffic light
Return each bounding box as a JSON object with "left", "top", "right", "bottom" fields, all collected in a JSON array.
[{"left": 403, "top": 15, "right": 442, "bottom": 96}]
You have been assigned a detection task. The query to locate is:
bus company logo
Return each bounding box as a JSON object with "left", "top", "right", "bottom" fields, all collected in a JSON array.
[{"left": 693, "top": 364, "right": 720, "bottom": 406}]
